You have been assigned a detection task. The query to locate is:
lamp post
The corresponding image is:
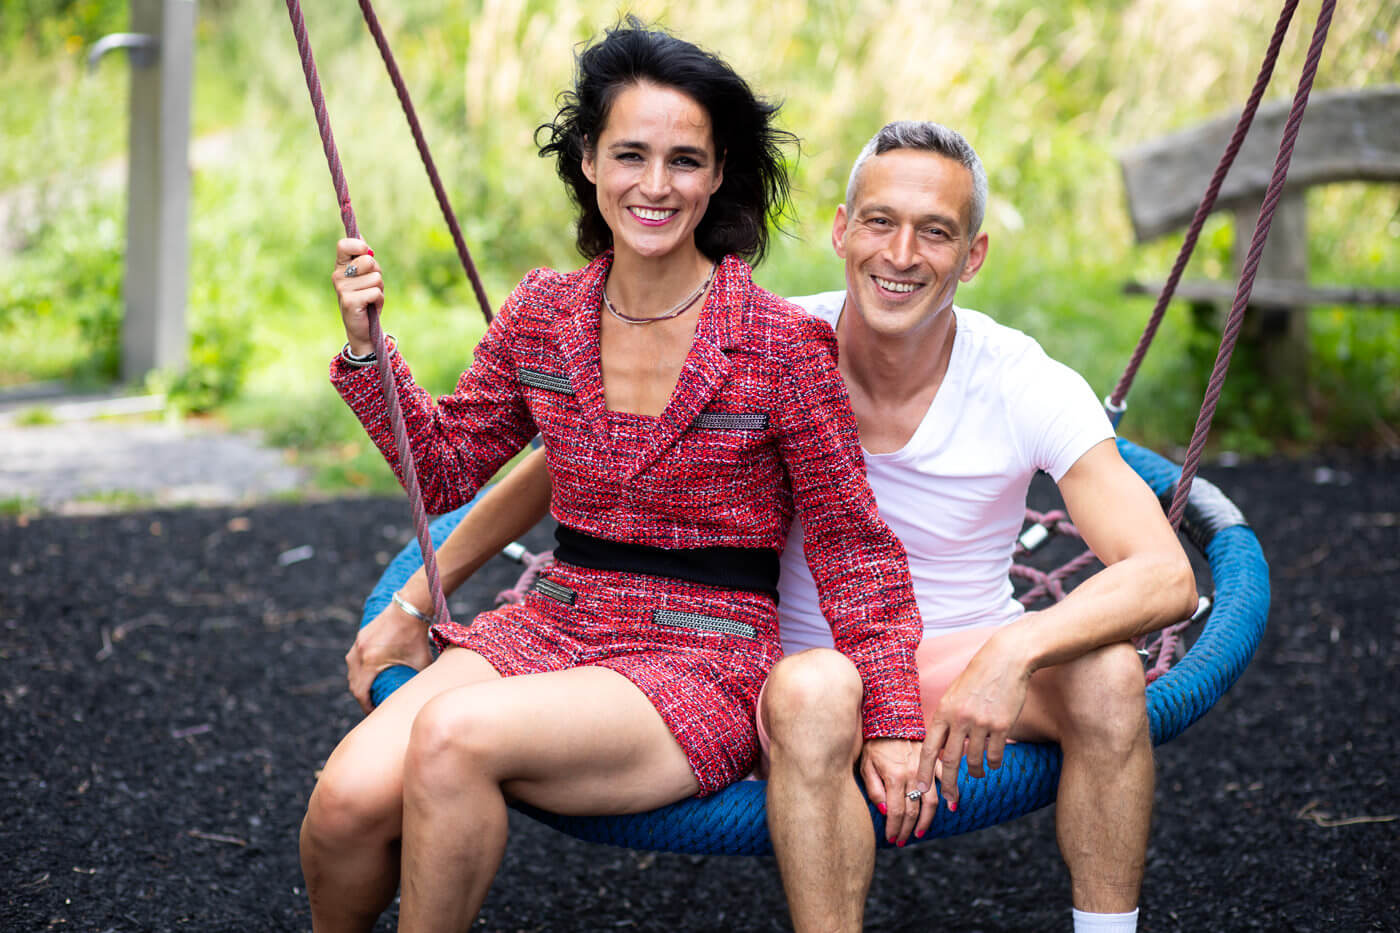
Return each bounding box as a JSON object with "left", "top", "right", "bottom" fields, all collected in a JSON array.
[{"left": 90, "top": 0, "right": 195, "bottom": 384}]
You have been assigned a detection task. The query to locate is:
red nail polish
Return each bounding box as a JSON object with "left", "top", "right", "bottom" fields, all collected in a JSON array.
[
  {"left": 876, "top": 802, "right": 887, "bottom": 815},
  {"left": 948, "top": 801, "right": 958, "bottom": 813},
  {"left": 915, "top": 829, "right": 925, "bottom": 839},
  {"left": 896, "top": 840, "right": 906, "bottom": 848},
  {"left": 366, "top": 248, "right": 374, "bottom": 257}
]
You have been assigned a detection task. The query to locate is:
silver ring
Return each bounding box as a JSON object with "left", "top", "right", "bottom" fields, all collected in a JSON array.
[
  {"left": 905, "top": 790, "right": 923, "bottom": 802},
  {"left": 344, "top": 263, "right": 358, "bottom": 278}
]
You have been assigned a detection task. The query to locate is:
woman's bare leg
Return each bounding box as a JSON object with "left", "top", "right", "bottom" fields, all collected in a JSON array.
[
  {"left": 300, "top": 648, "right": 501, "bottom": 933},
  {"left": 398, "top": 666, "right": 701, "bottom": 933}
]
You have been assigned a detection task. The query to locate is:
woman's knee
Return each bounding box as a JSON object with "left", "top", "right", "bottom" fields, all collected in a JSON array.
[
  {"left": 303, "top": 748, "right": 403, "bottom": 851},
  {"left": 403, "top": 693, "right": 504, "bottom": 795},
  {"left": 760, "top": 649, "right": 863, "bottom": 751}
]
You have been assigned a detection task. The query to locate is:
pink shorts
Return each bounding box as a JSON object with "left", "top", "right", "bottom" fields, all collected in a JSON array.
[
  {"left": 755, "top": 625, "right": 1003, "bottom": 767},
  {"left": 431, "top": 561, "right": 782, "bottom": 796}
]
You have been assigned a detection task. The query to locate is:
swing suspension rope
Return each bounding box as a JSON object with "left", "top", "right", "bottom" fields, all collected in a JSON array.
[{"left": 285, "top": 0, "right": 1329, "bottom": 675}]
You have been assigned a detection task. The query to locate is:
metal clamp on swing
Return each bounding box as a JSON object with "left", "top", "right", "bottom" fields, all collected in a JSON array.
[{"left": 1103, "top": 394, "right": 1128, "bottom": 429}]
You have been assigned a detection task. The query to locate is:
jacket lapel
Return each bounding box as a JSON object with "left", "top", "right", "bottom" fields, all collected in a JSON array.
[
  {"left": 621, "top": 256, "right": 748, "bottom": 479},
  {"left": 551, "top": 256, "right": 611, "bottom": 444}
]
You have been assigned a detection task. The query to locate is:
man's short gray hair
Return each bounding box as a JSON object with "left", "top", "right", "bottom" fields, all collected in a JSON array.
[{"left": 845, "top": 121, "right": 989, "bottom": 236}]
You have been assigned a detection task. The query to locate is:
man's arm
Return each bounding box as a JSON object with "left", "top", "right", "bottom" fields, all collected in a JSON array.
[
  {"left": 920, "top": 438, "right": 1197, "bottom": 822},
  {"left": 345, "top": 446, "right": 553, "bottom": 712}
]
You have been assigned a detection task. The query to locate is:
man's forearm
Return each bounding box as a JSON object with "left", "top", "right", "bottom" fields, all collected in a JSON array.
[
  {"left": 1004, "top": 439, "right": 1198, "bottom": 675},
  {"left": 1000, "top": 549, "right": 1197, "bottom": 676},
  {"left": 398, "top": 446, "right": 553, "bottom": 611}
]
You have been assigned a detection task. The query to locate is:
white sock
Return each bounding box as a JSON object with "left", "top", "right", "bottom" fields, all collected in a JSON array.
[{"left": 1072, "top": 907, "right": 1139, "bottom": 932}]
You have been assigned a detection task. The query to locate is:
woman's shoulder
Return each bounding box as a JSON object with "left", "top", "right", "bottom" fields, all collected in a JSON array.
[
  {"left": 747, "top": 288, "right": 839, "bottom": 364},
  {"left": 504, "top": 265, "right": 570, "bottom": 306},
  {"left": 719, "top": 256, "right": 835, "bottom": 350},
  {"left": 500, "top": 258, "right": 606, "bottom": 321}
]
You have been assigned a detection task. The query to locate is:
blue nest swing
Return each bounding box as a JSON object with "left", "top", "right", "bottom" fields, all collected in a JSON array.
[
  {"left": 359, "top": 438, "right": 1268, "bottom": 855},
  {"left": 285, "top": 0, "right": 1325, "bottom": 861}
]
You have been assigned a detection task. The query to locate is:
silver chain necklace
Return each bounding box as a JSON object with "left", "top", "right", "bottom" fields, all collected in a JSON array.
[{"left": 602, "top": 263, "right": 717, "bottom": 325}]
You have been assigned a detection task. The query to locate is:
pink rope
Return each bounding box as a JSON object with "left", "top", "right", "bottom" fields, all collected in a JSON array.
[
  {"left": 1141, "top": 619, "right": 1191, "bottom": 684},
  {"left": 1167, "top": 0, "right": 1335, "bottom": 529},
  {"left": 495, "top": 551, "right": 556, "bottom": 606},
  {"left": 284, "top": 0, "right": 451, "bottom": 627},
  {"left": 1108, "top": 0, "right": 1299, "bottom": 409},
  {"left": 353, "top": 0, "right": 493, "bottom": 324}
]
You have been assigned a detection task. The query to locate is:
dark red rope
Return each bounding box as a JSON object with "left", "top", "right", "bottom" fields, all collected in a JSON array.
[
  {"left": 354, "top": 0, "right": 494, "bottom": 324},
  {"left": 1108, "top": 0, "right": 1299, "bottom": 410},
  {"left": 285, "top": 0, "right": 452, "bottom": 628},
  {"left": 1167, "top": 0, "right": 1335, "bottom": 528}
]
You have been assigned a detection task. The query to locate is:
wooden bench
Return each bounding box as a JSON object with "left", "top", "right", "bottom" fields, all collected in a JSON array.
[{"left": 1117, "top": 85, "right": 1400, "bottom": 402}]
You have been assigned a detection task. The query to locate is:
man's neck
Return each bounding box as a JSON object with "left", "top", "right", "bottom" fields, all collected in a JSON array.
[{"left": 834, "top": 295, "right": 958, "bottom": 454}]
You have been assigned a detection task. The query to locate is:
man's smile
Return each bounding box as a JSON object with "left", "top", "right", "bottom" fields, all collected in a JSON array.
[{"left": 872, "top": 275, "right": 924, "bottom": 296}]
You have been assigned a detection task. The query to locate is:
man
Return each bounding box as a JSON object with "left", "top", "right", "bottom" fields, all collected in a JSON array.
[
  {"left": 347, "top": 122, "right": 1196, "bottom": 933},
  {"left": 755, "top": 122, "right": 1196, "bottom": 933}
]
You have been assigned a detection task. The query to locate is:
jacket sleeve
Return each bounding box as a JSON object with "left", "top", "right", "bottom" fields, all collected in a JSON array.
[
  {"left": 774, "top": 316, "right": 926, "bottom": 741},
  {"left": 328, "top": 272, "right": 543, "bottom": 514}
]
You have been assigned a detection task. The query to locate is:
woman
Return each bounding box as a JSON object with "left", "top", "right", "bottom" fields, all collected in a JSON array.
[{"left": 304, "top": 23, "right": 925, "bottom": 932}]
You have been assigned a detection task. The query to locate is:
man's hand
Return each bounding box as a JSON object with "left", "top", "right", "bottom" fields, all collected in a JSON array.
[
  {"left": 345, "top": 600, "right": 434, "bottom": 713},
  {"left": 859, "top": 737, "right": 935, "bottom": 846},
  {"left": 923, "top": 628, "right": 1034, "bottom": 814}
]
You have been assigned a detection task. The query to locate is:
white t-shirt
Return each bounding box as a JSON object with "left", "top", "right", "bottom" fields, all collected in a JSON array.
[{"left": 777, "top": 291, "right": 1116, "bottom": 654}]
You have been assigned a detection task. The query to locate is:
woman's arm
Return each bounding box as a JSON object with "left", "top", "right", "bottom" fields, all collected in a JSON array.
[
  {"left": 330, "top": 239, "right": 550, "bottom": 513},
  {"left": 774, "top": 316, "right": 925, "bottom": 742},
  {"left": 346, "top": 447, "right": 554, "bottom": 712}
]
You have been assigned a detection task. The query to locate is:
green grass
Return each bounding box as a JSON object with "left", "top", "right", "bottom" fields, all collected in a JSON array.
[
  {"left": 69, "top": 489, "right": 159, "bottom": 511},
  {"left": 0, "top": 495, "right": 41, "bottom": 517},
  {"left": 12, "top": 406, "right": 58, "bottom": 426},
  {"left": 3, "top": 0, "right": 1397, "bottom": 491}
]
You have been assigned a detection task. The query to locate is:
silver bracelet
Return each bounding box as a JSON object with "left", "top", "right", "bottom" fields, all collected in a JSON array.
[
  {"left": 391, "top": 591, "right": 434, "bottom": 625},
  {"left": 340, "top": 343, "right": 377, "bottom": 368},
  {"left": 340, "top": 335, "right": 395, "bottom": 368}
]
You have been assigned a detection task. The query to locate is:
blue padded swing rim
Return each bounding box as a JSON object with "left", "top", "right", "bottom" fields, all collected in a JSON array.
[{"left": 360, "top": 438, "right": 1270, "bottom": 855}]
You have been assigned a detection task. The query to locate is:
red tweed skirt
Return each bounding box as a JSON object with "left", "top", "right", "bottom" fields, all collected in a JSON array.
[{"left": 430, "top": 561, "right": 782, "bottom": 796}]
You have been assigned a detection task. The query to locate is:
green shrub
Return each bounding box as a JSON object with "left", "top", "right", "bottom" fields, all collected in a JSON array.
[
  {"left": 165, "top": 303, "right": 254, "bottom": 413},
  {"left": 0, "top": 203, "right": 124, "bottom": 385},
  {"left": 5, "top": 0, "right": 1396, "bottom": 462}
]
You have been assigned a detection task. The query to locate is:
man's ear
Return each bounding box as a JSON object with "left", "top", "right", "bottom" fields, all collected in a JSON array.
[
  {"left": 959, "top": 231, "right": 989, "bottom": 282},
  {"left": 832, "top": 204, "right": 849, "bottom": 259}
]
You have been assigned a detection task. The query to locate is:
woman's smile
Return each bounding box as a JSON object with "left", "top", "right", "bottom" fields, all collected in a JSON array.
[{"left": 628, "top": 206, "right": 680, "bottom": 226}]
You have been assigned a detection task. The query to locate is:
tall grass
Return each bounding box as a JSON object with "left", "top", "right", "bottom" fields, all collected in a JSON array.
[{"left": 3, "top": 0, "right": 1397, "bottom": 488}]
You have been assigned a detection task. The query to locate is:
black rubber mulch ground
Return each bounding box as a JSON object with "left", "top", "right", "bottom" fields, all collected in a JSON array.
[{"left": 3, "top": 452, "right": 1398, "bottom": 932}]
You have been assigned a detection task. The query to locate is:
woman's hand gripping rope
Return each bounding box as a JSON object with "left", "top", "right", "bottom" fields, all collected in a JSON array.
[
  {"left": 334, "top": 237, "right": 383, "bottom": 357},
  {"left": 346, "top": 586, "right": 435, "bottom": 714}
]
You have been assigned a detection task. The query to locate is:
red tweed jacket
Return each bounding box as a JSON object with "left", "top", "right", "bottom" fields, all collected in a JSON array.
[{"left": 332, "top": 252, "right": 925, "bottom": 740}]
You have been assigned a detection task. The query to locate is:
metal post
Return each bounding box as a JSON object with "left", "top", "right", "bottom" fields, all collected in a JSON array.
[{"left": 94, "top": 0, "right": 195, "bottom": 384}]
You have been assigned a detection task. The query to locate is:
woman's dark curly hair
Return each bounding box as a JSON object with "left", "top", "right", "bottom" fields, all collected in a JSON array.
[{"left": 537, "top": 19, "right": 797, "bottom": 266}]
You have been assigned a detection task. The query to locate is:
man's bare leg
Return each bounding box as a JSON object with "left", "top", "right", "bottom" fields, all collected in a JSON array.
[
  {"left": 761, "top": 650, "right": 870, "bottom": 933},
  {"left": 1033, "top": 643, "right": 1153, "bottom": 913},
  {"left": 921, "top": 631, "right": 1153, "bottom": 918}
]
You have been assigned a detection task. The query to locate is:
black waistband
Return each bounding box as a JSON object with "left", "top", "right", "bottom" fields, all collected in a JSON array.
[{"left": 552, "top": 526, "right": 780, "bottom": 602}]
